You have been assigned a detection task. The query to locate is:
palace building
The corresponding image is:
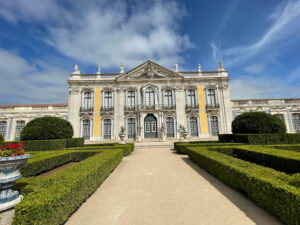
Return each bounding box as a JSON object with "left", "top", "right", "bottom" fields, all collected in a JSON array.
[{"left": 1, "top": 60, "right": 300, "bottom": 142}]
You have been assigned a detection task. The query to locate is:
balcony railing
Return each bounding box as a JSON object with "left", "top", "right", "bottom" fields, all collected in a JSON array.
[
  {"left": 124, "top": 106, "right": 137, "bottom": 111},
  {"left": 206, "top": 104, "right": 220, "bottom": 110},
  {"left": 162, "top": 105, "right": 176, "bottom": 110},
  {"left": 101, "top": 106, "right": 114, "bottom": 112},
  {"left": 80, "top": 106, "right": 94, "bottom": 112},
  {"left": 185, "top": 104, "right": 199, "bottom": 110}
]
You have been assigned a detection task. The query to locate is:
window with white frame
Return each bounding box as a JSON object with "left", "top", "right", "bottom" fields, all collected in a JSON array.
[
  {"left": 187, "top": 89, "right": 196, "bottom": 107},
  {"left": 104, "top": 91, "right": 113, "bottom": 108},
  {"left": 189, "top": 117, "right": 198, "bottom": 137},
  {"left": 207, "top": 89, "right": 217, "bottom": 106},
  {"left": 82, "top": 119, "right": 91, "bottom": 139},
  {"left": 127, "top": 91, "right": 135, "bottom": 108},
  {"left": 0, "top": 121, "right": 7, "bottom": 139},
  {"left": 145, "top": 87, "right": 155, "bottom": 106},
  {"left": 83, "top": 92, "right": 92, "bottom": 109},
  {"left": 104, "top": 119, "right": 112, "bottom": 139},
  {"left": 292, "top": 114, "right": 300, "bottom": 133},
  {"left": 210, "top": 116, "right": 219, "bottom": 136},
  {"left": 15, "top": 120, "right": 25, "bottom": 140},
  {"left": 164, "top": 90, "right": 173, "bottom": 107}
]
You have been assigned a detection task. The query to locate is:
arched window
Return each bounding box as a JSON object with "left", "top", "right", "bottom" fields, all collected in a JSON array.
[
  {"left": 82, "top": 119, "right": 91, "bottom": 139},
  {"left": 207, "top": 89, "right": 217, "bottom": 106},
  {"left": 187, "top": 89, "right": 196, "bottom": 107},
  {"left": 15, "top": 120, "right": 25, "bottom": 140},
  {"left": 292, "top": 114, "right": 300, "bottom": 133},
  {"left": 0, "top": 121, "right": 7, "bottom": 139},
  {"left": 210, "top": 116, "right": 219, "bottom": 136},
  {"left": 166, "top": 117, "right": 174, "bottom": 137},
  {"left": 104, "top": 119, "right": 112, "bottom": 139},
  {"left": 189, "top": 117, "right": 198, "bottom": 137},
  {"left": 145, "top": 87, "right": 155, "bottom": 106}
]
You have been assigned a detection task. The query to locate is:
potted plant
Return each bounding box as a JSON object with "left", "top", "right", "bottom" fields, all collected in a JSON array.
[
  {"left": 180, "top": 126, "right": 189, "bottom": 142},
  {"left": 119, "top": 126, "right": 126, "bottom": 145},
  {"left": 0, "top": 142, "right": 31, "bottom": 212}
]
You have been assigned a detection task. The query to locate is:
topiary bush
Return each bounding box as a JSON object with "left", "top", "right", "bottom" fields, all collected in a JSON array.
[
  {"left": 0, "top": 133, "right": 3, "bottom": 143},
  {"left": 232, "top": 112, "right": 286, "bottom": 134},
  {"left": 20, "top": 117, "right": 73, "bottom": 141}
]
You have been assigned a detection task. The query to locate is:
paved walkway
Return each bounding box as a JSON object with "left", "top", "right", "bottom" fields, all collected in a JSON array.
[{"left": 66, "top": 142, "right": 282, "bottom": 225}]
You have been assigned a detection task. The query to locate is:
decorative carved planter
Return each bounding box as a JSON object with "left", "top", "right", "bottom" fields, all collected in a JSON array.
[
  {"left": 0, "top": 154, "right": 31, "bottom": 212},
  {"left": 182, "top": 131, "right": 189, "bottom": 142},
  {"left": 119, "top": 133, "right": 126, "bottom": 145}
]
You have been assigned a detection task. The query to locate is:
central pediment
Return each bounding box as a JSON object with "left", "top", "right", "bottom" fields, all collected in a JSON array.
[{"left": 116, "top": 60, "right": 183, "bottom": 81}]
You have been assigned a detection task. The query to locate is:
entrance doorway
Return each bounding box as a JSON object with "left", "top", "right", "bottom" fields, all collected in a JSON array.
[{"left": 144, "top": 114, "right": 157, "bottom": 138}]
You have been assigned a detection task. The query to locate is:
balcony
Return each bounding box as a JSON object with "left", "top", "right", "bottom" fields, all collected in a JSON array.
[
  {"left": 101, "top": 106, "right": 114, "bottom": 112},
  {"left": 185, "top": 104, "right": 199, "bottom": 110},
  {"left": 206, "top": 104, "right": 220, "bottom": 110},
  {"left": 124, "top": 106, "right": 137, "bottom": 111},
  {"left": 162, "top": 105, "right": 176, "bottom": 110},
  {"left": 80, "top": 106, "right": 94, "bottom": 112}
]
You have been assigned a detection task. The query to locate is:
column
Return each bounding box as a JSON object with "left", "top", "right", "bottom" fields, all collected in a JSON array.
[
  {"left": 175, "top": 87, "right": 186, "bottom": 138},
  {"left": 68, "top": 87, "right": 81, "bottom": 137}
]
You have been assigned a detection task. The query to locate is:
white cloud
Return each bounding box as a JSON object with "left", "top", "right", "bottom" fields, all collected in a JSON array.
[
  {"left": 0, "top": 49, "right": 68, "bottom": 104},
  {"left": 0, "top": 0, "right": 192, "bottom": 70},
  {"left": 244, "top": 64, "right": 265, "bottom": 74},
  {"left": 211, "top": 0, "right": 300, "bottom": 66}
]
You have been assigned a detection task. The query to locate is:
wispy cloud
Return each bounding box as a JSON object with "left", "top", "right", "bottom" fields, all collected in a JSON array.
[{"left": 244, "top": 64, "right": 265, "bottom": 74}]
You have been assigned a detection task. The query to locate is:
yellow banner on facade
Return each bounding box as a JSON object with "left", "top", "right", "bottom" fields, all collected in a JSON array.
[
  {"left": 93, "top": 88, "right": 101, "bottom": 137},
  {"left": 197, "top": 85, "right": 208, "bottom": 134}
]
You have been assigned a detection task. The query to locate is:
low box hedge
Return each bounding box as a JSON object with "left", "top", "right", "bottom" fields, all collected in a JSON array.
[
  {"left": 13, "top": 149, "right": 123, "bottom": 225},
  {"left": 208, "top": 146, "right": 300, "bottom": 174},
  {"left": 4, "top": 138, "right": 84, "bottom": 151},
  {"left": 270, "top": 144, "right": 300, "bottom": 152},
  {"left": 187, "top": 146, "right": 300, "bottom": 225},
  {"left": 21, "top": 151, "right": 97, "bottom": 177},
  {"left": 219, "top": 133, "right": 300, "bottom": 144}
]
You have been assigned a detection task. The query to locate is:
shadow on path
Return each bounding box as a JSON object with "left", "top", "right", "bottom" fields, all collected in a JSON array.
[{"left": 181, "top": 156, "right": 283, "bottom": 225}]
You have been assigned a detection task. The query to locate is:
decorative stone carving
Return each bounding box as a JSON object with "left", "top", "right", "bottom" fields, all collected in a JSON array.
[
  {"left": 72, "top": 64, "right": 80, "bottom": 75},
  {"left": 198, "top": 64, "right": 201, "bottom": 72},
  {"left": 174, "top": 63, "right": 178, "bottom": 72},
  {"left": 217, "top": 61, "right": 224, "bottom": 72},
  {"left": 97, "top": 66, "right": 101, "bottom": 75},
  {"left": 120, "top": 63, "right": 125, "bottom": 73}
]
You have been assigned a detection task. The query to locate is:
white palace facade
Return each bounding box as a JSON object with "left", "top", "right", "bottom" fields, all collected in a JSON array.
[{"left": 1, "top": 60, "right": 300, "bottom": 142}]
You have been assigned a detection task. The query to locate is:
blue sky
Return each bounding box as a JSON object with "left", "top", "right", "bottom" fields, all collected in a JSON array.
[{"left": 0, "top": 0, "right": 300, "bottom": 104}]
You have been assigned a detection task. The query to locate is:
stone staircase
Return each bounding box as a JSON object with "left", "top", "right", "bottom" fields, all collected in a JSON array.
[{"left": 134, "top": 140, "right": 174, "bottom": 149}]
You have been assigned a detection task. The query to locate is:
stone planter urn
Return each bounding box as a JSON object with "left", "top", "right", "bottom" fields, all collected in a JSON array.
[
  {"left": 182, "top": 131, "right": 189, "bottom": 142},
  {"left": 0, "top": 154, "right": 31, "bottom": 212},
  {"left": 119, "top": 133, "right": 126, "bottom": 145}
]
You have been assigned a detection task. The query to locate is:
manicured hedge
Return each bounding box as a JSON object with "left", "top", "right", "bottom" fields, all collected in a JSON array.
[
  {"left": 270, "top": 144, "right": 300, "bottom": 152},
  {"left": 188, "top": 146, "right": 300, "bottom": 225},
  {"left": 0, "top": 134, "right": 3, "bottom": 143},
  {"left": 4, "top": 138, "right": 84, "bottom": 151},
  {"left": 219, "top": 133, "right": 300, "bottom": 144},
  {"left": 209, "top": 146, "right": 300, "bottom": 174},
  {"left": 21, "top": 151, "right": 97, "bottom": 177},
  {"left": 174, "top": 141, "right": 242, "bottom": 154},
  {"left": 13, "top": 150, "right": 123, "bottom": 225}
]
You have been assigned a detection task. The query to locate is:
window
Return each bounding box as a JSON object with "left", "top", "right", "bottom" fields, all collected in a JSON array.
[
  {"left": 104, "top": 119, "right": 111, "bottom": 139},
  {"left": 127, "top": 118, "right": 136, "bottom": 139},
  {"left": 145, "top": 87, "right": 155, "bottom": 106},
  {"left": 190, "top": 117, "right": 198, "bottom": 137},
  {"left": 0, "top": 121, "right": 7, "bottom": 139},
  {"left": 83, "top": 92, "right": 92, "bottom": 108},
  {"left": 210, "top": 116, "right": 219, "bottom": 136},
  {"left": 145, "top": 121, "right": 150, "bottom": 132},
  {"left": 187, "top": 89, "right": 196, "bottom": 107},
  {"left": 104, "top": 92, "right": 113, "bottom": 108},
  {"left": 166, "top": 117, "right": 174, "bottom": 137},
  {"left": 274, "top": 114, "right": 285, "bottom": 124},
  {"left": 15, "top": 120, "right": 25, "bottom": 140},
  {"left": 127, "top": 91, "right": 135, "bottom": 108},
  {"left": 164, "top": 90, "right": 173, "bottom": 107},
  {"left": 292, "top": 114, "right": 300, "bottom": 133},
  {"left": 152, "top": 121, "right": 156, "bottom": 132},
  {"left": 82, "top": 119, "right": 91, "bottom": 139},
  {"left": 207, "top": 89, "right": 217, "bottom": 106}
]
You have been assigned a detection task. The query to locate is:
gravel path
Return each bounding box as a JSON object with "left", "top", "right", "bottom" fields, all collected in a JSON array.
[{"left": 66, "top": 142, "right": 283, "bottom": 225}]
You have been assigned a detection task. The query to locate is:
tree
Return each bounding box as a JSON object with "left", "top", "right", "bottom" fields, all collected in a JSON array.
[
  {"left": 21, "top": 117, "right": 73, "bottom": 140},
  {"left": 232, "top": 112, "right": 286, "bottom": 134}
]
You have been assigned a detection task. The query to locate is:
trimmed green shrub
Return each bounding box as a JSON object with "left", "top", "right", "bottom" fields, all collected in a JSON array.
[
  {"left": 208, "top": 146, "right": 300, "bottom": 174},
  {"left": 232, "top": 112, "right": 286, "bottom": 134},
  {"left": 66, "top": 138, "right": 84, "bottom": 147},
  {"left": 187, "top": 146, "right": 300, "bottom": 225},
  {"left": 219, "top": 133, "right": 300, "bottom": 144},
  {"left": 271, "top": 144, "right": 300, "bottom": 152},
  {"left": 13, "top": 150, "right": 123, "bottom": 225},
  {"left": 21, "top": 117, "right": 73, "bottom": 141},
  {"left": 21, "top": 151, "right": 97, "bottom": 177},
  {"left": 0, "top": 133, "right": 3, "bottom": 143}
]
